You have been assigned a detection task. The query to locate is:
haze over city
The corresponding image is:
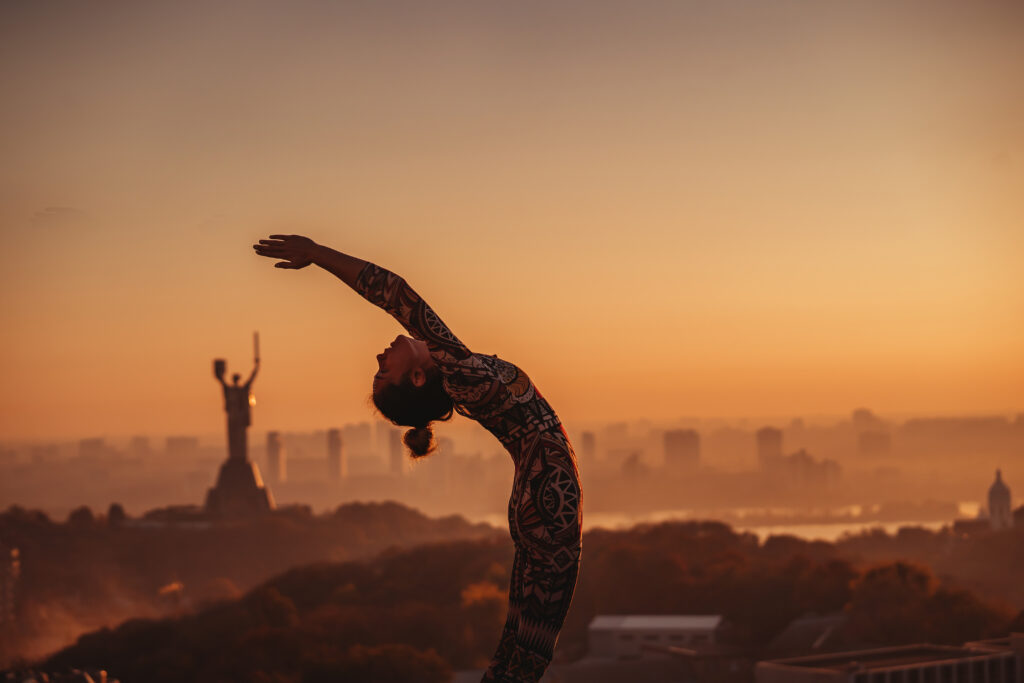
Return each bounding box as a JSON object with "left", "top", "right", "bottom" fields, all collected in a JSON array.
[{"left": 2, "top": 1, "right": 1023, "bottom": 682}]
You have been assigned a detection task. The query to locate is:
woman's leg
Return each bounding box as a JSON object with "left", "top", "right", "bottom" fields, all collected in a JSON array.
[
  {"left": 482, "top": 542, "right": 581, "bottom": 682},
  {"left": 484, "top": 440, "right": 582, "bottom": 682},
  {"left": 482, "top": 548, "right": 525, "bottom": 681}
]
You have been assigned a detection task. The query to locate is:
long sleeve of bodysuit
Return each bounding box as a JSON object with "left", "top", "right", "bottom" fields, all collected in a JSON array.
[
  {"left": 354, "top": 261, "right": 582, "bottom": 683},
  {"left": 353, "top": 262, "right": 509, "bottom": 416}
]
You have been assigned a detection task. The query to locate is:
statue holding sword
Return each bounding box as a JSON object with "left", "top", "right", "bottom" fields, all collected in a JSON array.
[{"left": 214, "top": 332, "right": 260, "bottom": 461}]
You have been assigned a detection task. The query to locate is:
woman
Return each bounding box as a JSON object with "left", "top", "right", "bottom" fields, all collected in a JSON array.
[{"left": 253, "top": 235, "right": 582, "bottom": 682}]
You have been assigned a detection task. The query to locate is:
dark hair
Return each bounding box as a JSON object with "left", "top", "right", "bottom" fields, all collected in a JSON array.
[{"left": 373, "top": 365, "right": 453, "bottom": 458}]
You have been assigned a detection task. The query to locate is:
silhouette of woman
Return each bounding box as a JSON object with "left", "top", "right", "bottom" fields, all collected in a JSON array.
[{"left": 254, "top": 235, "right": 581, "bottom": 682}]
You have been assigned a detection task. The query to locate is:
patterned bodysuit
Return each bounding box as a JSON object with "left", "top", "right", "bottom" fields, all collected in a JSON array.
[{"left": 355, "top": 263, "right": 583, "bottom": 682}]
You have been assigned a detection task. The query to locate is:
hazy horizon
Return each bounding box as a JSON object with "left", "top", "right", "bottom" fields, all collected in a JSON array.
[{"left": 2, "top": 408, "right": 1022, "bottom": 446}]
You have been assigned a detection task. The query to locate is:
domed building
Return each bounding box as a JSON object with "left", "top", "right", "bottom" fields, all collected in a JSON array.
[{"left": 988, "top": 469, "right": 1013, "bottom": 530}]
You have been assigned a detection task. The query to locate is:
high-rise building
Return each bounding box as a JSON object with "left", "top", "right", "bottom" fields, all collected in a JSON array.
[
  {"left": 989, "top": 470, "right": 1013, "bottom": 530},
  {"left": 581, "top": 431, "right": 597, "bottom": 461},
  {"left": 389, "top": 429, "right": 404, "bottom": 476},
  {"left": 375, "top": 421, "right": 393, "bottom": 456},
  {"left": 30, "top": 444, "right": 58, "bottom": 463},
  {"left": 664, "top": 429, "right": 700, "bottom": 472},
  {"left": 266, "top": 432, "right": 286, "bottom": 484},
  {"left": 327, "top": 428, "right": 345, "bottom": 480},
  {"left": 78, "top": 437, "right": 106, "bottom": 460},
  {"left": 756, "top": 427, "right": 783, "bottom": 470},
  {"left": 341, "top": 422, "right": 372, "bottom": 456},
  {"left": 851, "top": 407, "right": 885, "bottom": 432}
]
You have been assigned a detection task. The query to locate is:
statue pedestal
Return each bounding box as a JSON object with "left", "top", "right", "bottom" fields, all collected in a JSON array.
[{"left": 204, "top": 457, "right": 275, "bottom": 518}]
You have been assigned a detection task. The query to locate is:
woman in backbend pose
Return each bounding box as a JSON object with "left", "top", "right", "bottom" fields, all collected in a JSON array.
[{"left": 254, "top": 235, "right": 582, "bottom": 682}]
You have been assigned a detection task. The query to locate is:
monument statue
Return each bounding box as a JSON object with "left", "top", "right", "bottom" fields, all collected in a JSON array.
[
  {"left": 214, "top": 332, "right": 260, "bottom": 460},
  {"left": 205, "top": 332, "right": 274, "bottom": 518}
]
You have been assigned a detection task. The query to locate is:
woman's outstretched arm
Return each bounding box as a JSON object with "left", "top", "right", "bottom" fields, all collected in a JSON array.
[{"left": 253, "top": 234, "right": 471, "bottom": 362}]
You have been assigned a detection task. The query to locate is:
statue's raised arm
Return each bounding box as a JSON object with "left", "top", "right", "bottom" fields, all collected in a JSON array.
[
  {"left": 244, "top": 332, "right": 260, "bottom": 388},
  {"left": 244, "top": 359, "right": 260, "bottom": 388}
]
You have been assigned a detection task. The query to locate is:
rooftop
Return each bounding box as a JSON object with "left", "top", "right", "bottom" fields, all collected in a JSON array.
[
  {"left": 589, "top": 615, "right": 723, "bottom": 631},
  {"left": 775, "top": 644, "right": 995, "bottom": 672}
]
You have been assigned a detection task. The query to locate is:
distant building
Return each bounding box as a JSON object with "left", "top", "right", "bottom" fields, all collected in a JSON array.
[
  {"left": 757, "top": 639, "right": 1022, "bottom": 683},
  {"left": 342, "top": 421, "right": 372, "bottom": 456},
  {"left": 581, "top": 431, "right": 597, "bottom": 461},
  {"left": 327, "top": 428, "right": 345, "bottom": 480},
  {"left": 165, "top": 436, "right": 200, "bottom": 459},
  {"left": 953, "top": 518, "right": 992, "bottom": 538},
  {"left": 375, "top": 420, "right": 393, "bottom": 455},
  {"left": 620, "top": 452, "right": 650, "bottom": 478},
  {"left": 30, "top": 444, "right": 59, "bottom": 463},
  {"left": 266, "top": 432, "right": 286, "bottom": 484},
  {"left": 389, "top": 429, "right": 403, "bottom": 476},
  {"left": 851, "top": 408, "right": 885, "bottom": 432},
  {"left": 785, "top": 449, "right": 842, "bottom": 487},
  {"left": 664, "top": 429, "right": 700, "bottom": 472},
  {"left": 756, "top": 427, "right": 783, "bottom": 470},
  {"left": 857, "top": 431, "right": 891, "bottom": 457},
  {"left": 588, "top": 615, "right": 723, "bottom": 660},
  {"left": 989, "top": 470, "right": 1013, "bottom": 531},
  {"left": 902, "top": 416, "right": 1011, "bottom": 438},
  {"left": 137, "top": 504, "right": 211, "bottom": 528},
  {"left": 78, "top": 437, "right": 106, "bottom": 460}
]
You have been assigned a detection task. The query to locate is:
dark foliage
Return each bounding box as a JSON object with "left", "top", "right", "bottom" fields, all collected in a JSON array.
[
  {"left": 0, "top": 501, "right": 498, "bottom": 666},
  {"left": 28, "top": 519, "right": 1017, "bottom": 681}
]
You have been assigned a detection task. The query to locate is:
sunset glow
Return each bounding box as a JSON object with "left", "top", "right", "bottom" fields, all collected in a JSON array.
[{"left": 1, "top": 0, "right": 1022, "bottom": 440}]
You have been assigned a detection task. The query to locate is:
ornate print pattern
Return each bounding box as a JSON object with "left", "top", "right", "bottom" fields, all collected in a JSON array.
[{"left": 355, "top": 263, "right": 582, "bottom": 683}]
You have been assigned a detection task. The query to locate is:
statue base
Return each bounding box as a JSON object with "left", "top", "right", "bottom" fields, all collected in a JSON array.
[{"left": 204, "top": 457, "right": 275, "bottom": 518}]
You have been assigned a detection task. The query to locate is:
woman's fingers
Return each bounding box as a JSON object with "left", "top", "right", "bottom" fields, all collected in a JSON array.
[
  {"left": 254, "top": 235, "right": 312, "bottom": 269},
  {"left": 254, "top": 244, "right": 293, "bottom": 255}
]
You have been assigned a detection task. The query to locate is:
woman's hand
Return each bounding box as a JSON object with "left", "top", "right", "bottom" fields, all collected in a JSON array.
[
  {"left": 253, "top": 234, "right": 319, "bottom": 269},
  {"left": 255, "top": 236, "right": 368, "bottom": 289}
]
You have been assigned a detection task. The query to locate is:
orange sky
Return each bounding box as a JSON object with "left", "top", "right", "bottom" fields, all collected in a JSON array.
[{"left": 1, "top": 1, "right": 1022, "bottom": 440}]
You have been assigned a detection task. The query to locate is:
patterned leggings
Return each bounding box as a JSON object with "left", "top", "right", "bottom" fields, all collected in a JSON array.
[{"left": 483, "top": 439, "right": 582, "bottom": 682}]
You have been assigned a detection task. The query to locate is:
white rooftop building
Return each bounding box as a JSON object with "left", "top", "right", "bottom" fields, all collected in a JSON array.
[{"left": 588, "top": 614, "right": 723, "bottom": 660}]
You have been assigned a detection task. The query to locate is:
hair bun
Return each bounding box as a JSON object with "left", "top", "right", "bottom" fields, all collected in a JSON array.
[{"left": 403, "top": 426, "right": 436, "bottom": 458}]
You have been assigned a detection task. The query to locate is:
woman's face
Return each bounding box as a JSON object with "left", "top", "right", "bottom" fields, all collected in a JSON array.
[{"left": 373, "top": 335, "right": 429, "bottom": 395}]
